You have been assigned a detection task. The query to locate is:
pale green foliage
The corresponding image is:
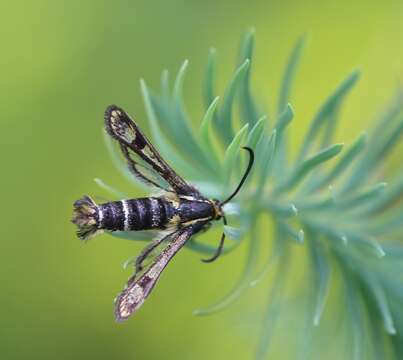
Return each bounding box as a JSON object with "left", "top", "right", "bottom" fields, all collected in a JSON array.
[{"left": 98, "top": 31, "right": 403, "bottom": 359}]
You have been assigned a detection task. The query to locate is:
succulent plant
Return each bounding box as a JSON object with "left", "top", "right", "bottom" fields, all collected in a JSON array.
[{"left": 96, "top": 30, "right": 403, "bottom": 359}]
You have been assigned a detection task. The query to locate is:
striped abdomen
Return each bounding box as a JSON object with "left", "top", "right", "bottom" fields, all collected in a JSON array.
[
  {"left": 72, "top": 195, "right": 216, "bottom": 240},
  {"left": 98, "top": 197, "right": 173, "bottom": 232}
]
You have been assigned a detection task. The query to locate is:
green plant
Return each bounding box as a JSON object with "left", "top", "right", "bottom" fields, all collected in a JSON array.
[{"left": 97, "top": 30, "right": 403, "bottom": 359}]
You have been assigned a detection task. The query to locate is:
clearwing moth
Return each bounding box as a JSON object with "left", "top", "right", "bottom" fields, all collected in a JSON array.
[{"left": 72, "top": 105, "right": 254, "bottom": 322}]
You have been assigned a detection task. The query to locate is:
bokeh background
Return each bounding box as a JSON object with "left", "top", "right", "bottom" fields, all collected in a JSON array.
[{"left": 1, "top": 0, "right": 403, "bottom": 359}]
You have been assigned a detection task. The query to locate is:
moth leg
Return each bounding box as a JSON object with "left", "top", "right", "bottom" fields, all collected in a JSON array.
[
  {"left": 199, "top": 222, "right": 212, "bottom": 234},
  {"left": 201, "top": 215, "right": 228, "bottom": 263},
  {"left": 135, "top": 233, "right": 171, "bottom": 274},
  {"left": 201, "top": 232, "right": 226, "bottom": 263}
]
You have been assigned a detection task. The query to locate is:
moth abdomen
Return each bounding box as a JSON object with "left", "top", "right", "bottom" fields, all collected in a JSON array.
[
  {"left": 99, "top": 198, "right": 167, "bottom": 232},
  {"left": 98, "top": 200, "right": 126, "bottom": 231},
  {"left": 72, "top": 196, "right": 175, "bottom": 240},
  {"left": 121, "top": 197, "right": 170, "bottom": 230}
]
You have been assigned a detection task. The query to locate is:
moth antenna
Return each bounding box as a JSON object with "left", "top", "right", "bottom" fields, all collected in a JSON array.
[
  {"left": 203, "top": 148, "right": 254, "bottom": 263},
  {"left": 221, "top": 147, "right": 254, "bottom": 206},
  {"left": 72, "top": 196, "right": 102, "bottom": 240},
  {"left": 201, "top": 216, "right": 227, "bottom": 263}
]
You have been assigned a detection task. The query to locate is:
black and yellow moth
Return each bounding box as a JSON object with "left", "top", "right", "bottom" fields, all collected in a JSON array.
[{"left": 72, "top": 105, "right": 254, "bottom": 322}]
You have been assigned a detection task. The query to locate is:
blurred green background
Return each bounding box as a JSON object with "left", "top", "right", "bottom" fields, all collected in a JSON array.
[{"left": 1, "top": 0, "right": 403, "bottom": 359}]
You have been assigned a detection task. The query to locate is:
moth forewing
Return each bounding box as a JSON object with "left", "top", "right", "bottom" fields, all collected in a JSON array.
[
  {"left": 115, "top": 223, "right": 205, "bottom": 321},
  {"left": 104, "top": 105, "right": 200, "bottom": 197}
]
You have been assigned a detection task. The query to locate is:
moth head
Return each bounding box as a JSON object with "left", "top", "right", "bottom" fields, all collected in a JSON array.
[
  {"left": 211, "top": 199, "right": 224, "bottom": 220},
  {"left": 201, "top": 147, "right": 254, "bottom": 263}
]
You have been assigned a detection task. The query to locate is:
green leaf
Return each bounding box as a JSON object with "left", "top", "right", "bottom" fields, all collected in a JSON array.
[
  {"left": 256, "top": 130, "right": 277, "bottom": 193},
  {"left": 238, "top": 28, "right": 255, "bottom": 66},
  {"left": 306, "top": 132, "right": 367, "bottom": 193},
  {"left": 204, "top": 48, "right": 217, "bottom": 110},
  {"left": 103, "top": 130, "right": 146, "bottom": 189},
  {"left": 216, "top": 59, "right": 250, "bottom": 146},
  {"left": 342, "top": 231, "right": 385, "bottom": 258},
  {"left": 94, "top": 178, "right": 127, "bottom": 199},
  {"left": 344, "top": 116, "right": 403, "bottom": 193},
  {"left": 337, "top": 182, "right": 387, "bottom": 210},
  {"left": 186, "top": 237, "right": 240, "bottom": 255},
  {"left": 192, "top": 180, "right": 222, "bottom": 199},
  {"left": 223, "top": 225, "right": 244, "bottom": 241},
  {"left": 106, "top": 31, "right": 403, "bottom": 359},
  {"left": 272, "top": 104, "right": 294, "bottom": 177},
  {"left": 304, "top": 219, "right": 385, "bottom": 257},
  {"left": 279, "top": 221, "right": 304, "bottom": 244},
  {"left": 264, "top": 201, "right": 298, "bottom": 217},
  {"left": 160, "top": 69, "right": 170, "bottom": 98},
  {"left": 369, "top": 209, "right": 403, "bottom": 236},
  {"left": 122, "top": 255, "right": 137, "bottom": 270},
  {"left": 274, "top": 103, "right": 294, "bottom": 136},
  {"left": 238, "top": 28, "right": 260, "bottom": 127},
  {"left": 199, "top": 96, "right": 221, "bottom": 167},
  {"left": 223, "top": 123, "right": 249, "bottom": 187},
  {"left": 172, "top": 59, "right": 189, "bottom": 102},
  {"left": 277, "top": 35, "right": 305, "bottom": 114},
  {"left": 194, "top": 218, "right": 260, "bottom": 316},
  {"left": 298, "top": 71, "right": 360, "bottom": 160},
  {"left": 365, "top": 171, "right": 403, "bottom": 213},
  {"left": 275, "top": 143, "right": 344, "bottom": 193},
  {"left": 255, "top": 246, "right": 290, "bottom": 360},
  {"left": 247, "top": 115, "right": 266, "bottom": 149},
  {"left": 309, "top": 242, "right": 331, "bottom": 326},
  {"left": 296, "top": 193, "right": 335, "bottom": 212},
  {"left": 140, "top": 79, "right": 201, "bottom": 180},
  {"left": 361, "top": 271, "right": 396, "bottom": 335},
  {"left": 371, "top": 93, "right": 403, "bottom": 139},
  {"left": 250, "top": 235, "right": 284, "bottom": 287},
  {"left": 148, "top": 62, "right": 213, "bottom": 175},
  {"left": 108, "top": 230, "right": 156, "bottom": 242},
  {"left": 342, "top": 266, "right": 365, "bottom": 360},
  {"left": 170, "top": 60, "right": 216, "bottom": 171},
  {"left": 370, "top": 118, "right": 403, "bottom": 165},
  {"left": 222, "top": 202, "right": 240, "bottom": 216}
]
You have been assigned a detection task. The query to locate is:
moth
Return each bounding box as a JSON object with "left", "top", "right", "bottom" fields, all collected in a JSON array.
[{"left": 72, "top": 105, "right": 254, "bottom": 322}]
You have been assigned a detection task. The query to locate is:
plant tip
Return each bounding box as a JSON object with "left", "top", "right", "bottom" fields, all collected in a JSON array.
[
  {"left": 298, "top": 229, "right": 304, "bottom": 243},
  {"left": 290, "top": 203, "right": 298, "bottom": 216}
]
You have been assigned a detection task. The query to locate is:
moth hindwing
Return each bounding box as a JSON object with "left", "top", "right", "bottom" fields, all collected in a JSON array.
[{"left": 115, "top": 222, "right": 206, "bottom": 321}]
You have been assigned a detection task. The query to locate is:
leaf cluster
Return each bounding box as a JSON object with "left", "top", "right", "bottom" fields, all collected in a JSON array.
[{"left": 97, "top": 30, "right": 403, "bottom": 359}]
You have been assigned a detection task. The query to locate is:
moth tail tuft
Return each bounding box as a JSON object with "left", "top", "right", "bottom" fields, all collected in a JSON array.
[{"left": 72, "top": 195, "right": 102, "bottom": 240}]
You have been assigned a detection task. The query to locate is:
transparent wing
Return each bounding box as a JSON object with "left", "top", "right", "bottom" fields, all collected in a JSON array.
[
  {"left": 114, "top": 221, "right": 206, "bottom": 322},
  {"left": 105, "top": 105, "right": 200, "bottom": 196},
  {"left": 119, "top": 144, "right": 171, "bottom": 191}
]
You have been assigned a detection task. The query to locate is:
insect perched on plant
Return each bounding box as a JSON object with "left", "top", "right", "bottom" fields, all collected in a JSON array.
[{"left": 72, "top": 105, "right": 254, "bottom": 322}]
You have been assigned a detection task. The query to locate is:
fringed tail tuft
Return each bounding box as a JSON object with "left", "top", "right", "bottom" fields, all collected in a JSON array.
[{"left": 72, "top": 196, "right": 102, "bottom": 240}]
